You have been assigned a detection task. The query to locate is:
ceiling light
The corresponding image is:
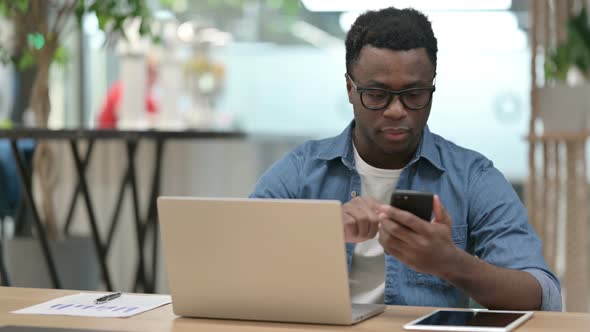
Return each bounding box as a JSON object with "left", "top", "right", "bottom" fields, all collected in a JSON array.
[{"left": 177, "top": 22, "right": 195, "bottom": 42}]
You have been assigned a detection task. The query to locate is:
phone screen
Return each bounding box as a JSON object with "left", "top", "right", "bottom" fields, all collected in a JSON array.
[{"left": 390, "top": 190, "right": 433, "bottom": 221}]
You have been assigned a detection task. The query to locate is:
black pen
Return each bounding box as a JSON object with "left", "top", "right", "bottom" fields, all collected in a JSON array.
[{"left": 95, "top": 292, "right": 122, "bottom": 304}]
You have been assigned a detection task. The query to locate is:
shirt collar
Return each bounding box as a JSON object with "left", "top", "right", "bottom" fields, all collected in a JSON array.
[
  {"left": 317, "top": 120, "right": 446, "bottom": 172},
  {"left": 413, "top": 125, "right": 446, "bottom": 172},
  {"left": 316, "top": 121, "right": 355, "bottom": 168}
]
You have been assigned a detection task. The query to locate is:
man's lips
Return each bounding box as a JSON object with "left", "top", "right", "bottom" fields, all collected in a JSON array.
[{"left": 381, "top": 127, "right": 410, "bottom": 142}]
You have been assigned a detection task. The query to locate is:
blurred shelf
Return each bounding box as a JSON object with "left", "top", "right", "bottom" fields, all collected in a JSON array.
[{"left": 526, "top": 132, "right": 590, "bottom": 142}]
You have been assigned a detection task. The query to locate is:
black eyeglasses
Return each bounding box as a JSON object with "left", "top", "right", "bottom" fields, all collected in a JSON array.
[{"left": 346, "top": 73, "right": 436, "bottom": 111}]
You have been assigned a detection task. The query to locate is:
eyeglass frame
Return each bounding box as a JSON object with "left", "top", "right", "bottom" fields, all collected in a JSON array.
[{"left": 345, "top": 73, "right": 436, "bottom": 111}]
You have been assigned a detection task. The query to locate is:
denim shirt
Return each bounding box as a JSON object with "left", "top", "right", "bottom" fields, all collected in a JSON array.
[{"left": 250, "top": 122, "right": 562, "bottom": 311}]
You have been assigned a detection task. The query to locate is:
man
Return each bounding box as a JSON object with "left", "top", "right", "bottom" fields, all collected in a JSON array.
[{"left": 250, "top": 7, "right": 561, "bottom": 311}]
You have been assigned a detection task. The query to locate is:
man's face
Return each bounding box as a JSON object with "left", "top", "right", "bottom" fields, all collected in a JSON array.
[{"left": 347, "top": 46, "right": 435, "bottom": 169}]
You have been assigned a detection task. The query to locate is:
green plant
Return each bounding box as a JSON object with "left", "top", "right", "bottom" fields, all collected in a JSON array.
[
  {"left": 0, "top": 0, "right": 155, "bottom": 124},
  {"left": 545, "top": 7, "right": 590, "bottom": 82},
  {"left": 0, "top": 0, "right": 155, "bottom": 238}
]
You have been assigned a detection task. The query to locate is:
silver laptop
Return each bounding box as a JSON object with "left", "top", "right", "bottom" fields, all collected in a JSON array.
[{"left": 157, "top": 197, "right": 385, "bottom": 325}]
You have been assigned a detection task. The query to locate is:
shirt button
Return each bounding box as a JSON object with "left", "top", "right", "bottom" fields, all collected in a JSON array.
[{"left": 351, "top": 191, "right": 357, "bottom": 197}]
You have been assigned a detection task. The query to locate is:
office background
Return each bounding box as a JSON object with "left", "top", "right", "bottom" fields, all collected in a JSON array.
[{"left": 0, "top": 0, "right": 588, "bottom": 313}]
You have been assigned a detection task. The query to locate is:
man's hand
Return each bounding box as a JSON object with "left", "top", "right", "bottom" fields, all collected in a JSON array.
[
  {"left": 342, "top": 197, "right": 382, "bottom": 243},
  {"left": 378, "top": 195, "right": 458, "bottom": 276}
]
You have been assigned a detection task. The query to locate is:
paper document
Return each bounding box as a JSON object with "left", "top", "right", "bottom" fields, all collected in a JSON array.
[{"left": 12, "top": 293, "right": 171, "bottom": 318}]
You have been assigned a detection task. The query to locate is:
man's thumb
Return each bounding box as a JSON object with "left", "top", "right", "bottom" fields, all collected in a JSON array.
[{"left": 432, "top": 195, "right": 451, "bottom": 225}]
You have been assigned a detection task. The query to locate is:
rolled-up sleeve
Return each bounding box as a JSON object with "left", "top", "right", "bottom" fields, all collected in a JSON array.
[
  {"left": 524, "top": 268, "right": 563, "bottom": 311},
  {"left": 468, "top": 161, "right": 562, "bottom": 311}
]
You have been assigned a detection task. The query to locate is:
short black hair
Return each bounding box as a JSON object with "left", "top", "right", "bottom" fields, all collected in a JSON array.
[{"left": 345, "top": 7, "right": 438, "bottom": 74}]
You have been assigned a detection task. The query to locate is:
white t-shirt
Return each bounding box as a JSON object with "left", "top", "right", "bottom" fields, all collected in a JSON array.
[{"left": 349, "top": 144, "right": 402, "bottom": 304}]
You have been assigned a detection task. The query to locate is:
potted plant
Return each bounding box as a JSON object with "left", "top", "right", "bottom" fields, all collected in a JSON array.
[
  {"left": 0, "top": 0, "right": 156, "bottom": 235},
  {"left": 1, "top": 0, "right": 302, "bottom": 290},
  {"left": 0, "top": 0, "right": 155, "bottom": 290},
  {"left": 540, "top": 7, "right": 590, "bottom": 134}
]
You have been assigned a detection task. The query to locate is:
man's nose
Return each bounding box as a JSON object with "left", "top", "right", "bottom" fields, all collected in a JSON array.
[{"left": 382, "top": 95, "right": 407, "bottom": 120}]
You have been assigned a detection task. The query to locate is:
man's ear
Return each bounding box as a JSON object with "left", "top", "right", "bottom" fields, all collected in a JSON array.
[{"left": 345, "top": 74, "right": 353, "bottom": 104}]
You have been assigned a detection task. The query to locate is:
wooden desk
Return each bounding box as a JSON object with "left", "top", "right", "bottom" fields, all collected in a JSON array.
[{"left": 1, "top": 287, "right": 589, "bottom": 332}]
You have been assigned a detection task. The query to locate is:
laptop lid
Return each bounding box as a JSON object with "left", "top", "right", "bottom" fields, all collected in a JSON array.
[{"left": 157, "top": 197, "right": 355, "bottom": 325}]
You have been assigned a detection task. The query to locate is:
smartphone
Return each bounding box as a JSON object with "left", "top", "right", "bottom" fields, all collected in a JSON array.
[{"left": 390, "top": 189, "right": 434, "bottom": 221}]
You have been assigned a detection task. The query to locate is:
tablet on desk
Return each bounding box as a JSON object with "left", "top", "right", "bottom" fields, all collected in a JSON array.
[{"left": 403, "top": 309, "right": 534, "bottom": 332}]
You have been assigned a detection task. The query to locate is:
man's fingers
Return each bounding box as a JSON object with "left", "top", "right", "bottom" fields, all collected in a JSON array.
[
  {"left": 343, "top": 212, "right": 359, "bottom": 241},
  {"left": 368, "top": 219, "right": 380, "bottom": 238},
  {"left": 356, "top": 205, "right": 376, "bottom": 238},
  {"left": 364, "top": 208, "right": 380, "bottom": 238},
  {"left": 364, "top": 196, "right": 384, "bottom": 211},
  {"left": 379, "top": 231, "right": 409, "bottom": 260},
  {"left": 379, "top": 204, "right": 429, "bottom": 233},
  {"left": 343, "top": 198, "right": 380, "bottom": 240},
  {"left": 432, "top": 195, "right": 451, "bottom": 226},
  {"left": 379, "top": 214, "right": 416, "bottom": 246}
]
